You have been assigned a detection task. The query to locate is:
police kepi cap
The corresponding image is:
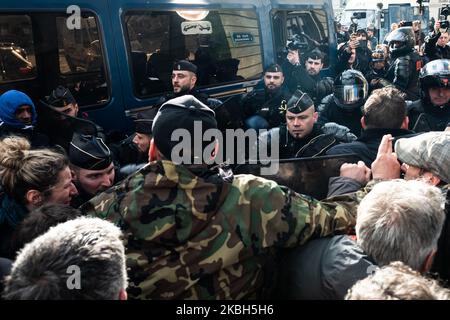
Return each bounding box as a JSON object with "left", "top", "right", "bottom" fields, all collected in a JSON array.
[
  {"left": 69, "top": 133, "right": 113, "bottom": 170},
  {"left": 264, "top": 63, "right": 283, "bottom": 74},
  {"left": 134, "top": 107, "right": 159, "bottom": 135},
  {"left": 151, "top": 95, "right": 217, "bottom": 161},
  {"left": 45, "top": 85, "right": 77, "bottom": 109},
  {"left": 395, "top": 131, "right": 450, "bottom": 183},
  {"left": 286, "top": 90, "right": 314, "bottom": 114},
  {"left": 173, "top": 60, "right": 198, "bottom": 74}
]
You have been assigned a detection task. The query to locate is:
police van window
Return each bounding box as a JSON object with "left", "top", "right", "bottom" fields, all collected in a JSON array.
[
  {"left": 0, "top": 15, "right": 36, "bottom": 83},
  {"left": 272, "top": 10, "right": 330, "bottom": 68},
  {"left": 56, "top": 14, "right": 108, "bottom": 107},
  {"left": 124, "top": 10, "right": 263, "bottom": 97}
]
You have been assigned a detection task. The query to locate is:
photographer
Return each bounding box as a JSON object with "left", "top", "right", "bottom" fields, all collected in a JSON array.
[
  {"left": 336, "top": 30, "right": 372, "bottom": 76},
  {"left": 424, "top": 19, "right": 450, "bottom": 61}
]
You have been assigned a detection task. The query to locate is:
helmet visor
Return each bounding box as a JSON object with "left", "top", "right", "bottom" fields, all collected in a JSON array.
[{"left": 334, "top": 84, "right": 368, "bottom": 105}]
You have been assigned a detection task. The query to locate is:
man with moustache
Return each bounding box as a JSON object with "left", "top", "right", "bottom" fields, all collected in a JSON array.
[
  {"left": 258, "top": 90, "right": 351, "bottom": 159},
  {"left": 241, "top": 63, "right": 291, "bottom": 129}
]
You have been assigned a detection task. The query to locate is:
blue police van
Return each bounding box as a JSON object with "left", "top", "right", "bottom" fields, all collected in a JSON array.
[{"left": 0, "top": 0, "right": 337, "bottom": 133}]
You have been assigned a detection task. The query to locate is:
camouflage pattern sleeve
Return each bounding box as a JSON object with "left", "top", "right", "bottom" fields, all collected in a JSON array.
[
  {"left": 227, "top": 174, "right": 366, "bottom": 250},
  {"left": 79, "top": 170, "right": 145, "bottom": 226}
]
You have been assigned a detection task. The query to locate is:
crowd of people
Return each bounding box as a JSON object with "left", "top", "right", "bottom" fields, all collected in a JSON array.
[{"left": 0, "top": 16, "right": 449, "bottom": 300}]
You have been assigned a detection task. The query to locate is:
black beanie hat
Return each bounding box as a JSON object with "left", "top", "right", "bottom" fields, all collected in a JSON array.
[
  {"left": 69, "top": 133, "right": 112, "bottom": 170},
  {"left": 151, "top": 95, "right": 217, "bottom": 161}
]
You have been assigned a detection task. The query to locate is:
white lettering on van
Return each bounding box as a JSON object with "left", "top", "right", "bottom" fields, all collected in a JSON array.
[{"left": 66, "top": 5, "right": 81, "bottom": 30}]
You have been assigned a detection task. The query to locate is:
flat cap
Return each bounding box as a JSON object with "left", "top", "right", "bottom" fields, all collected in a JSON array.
[
  {"left": 173, "top": 60, "right": 197, "bottom": 74},
  {"left": 69, "top": 133, "right": 112, "bottom": 170},
  {"left": 395, "top": 131, "right": 450, "bottom": 183}
]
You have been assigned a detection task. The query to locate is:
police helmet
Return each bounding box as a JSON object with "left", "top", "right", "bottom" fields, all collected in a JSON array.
[
  {"left": 385, "top": 27, "right": 415, "bottom": 57},
  {"left": 333, "top": 69, "right": 369, "bottom": 111},
  {"left": 419, "top": 59, "right": 450, "bottom": 106},
  {"left": 371, "top": 48, "right": 386, "bottom": 62}
]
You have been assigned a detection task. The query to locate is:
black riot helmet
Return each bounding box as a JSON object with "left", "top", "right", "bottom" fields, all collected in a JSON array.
[
  {"left": 419, "top": 59, "right": 450, "bottom": 107},
  {"left": 385, "top": 27, "right": 415, "bottom": 58},
  {"left": 371, "top": 47, "right": 386, "bottom": 63},
  {"left": 333, "top": 69, "right": 369, "bottom": 111}
]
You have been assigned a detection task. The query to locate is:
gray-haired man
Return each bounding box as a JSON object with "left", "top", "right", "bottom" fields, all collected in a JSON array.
[{"left": 3, "top": 217, "right": 127, "bottom": 300}]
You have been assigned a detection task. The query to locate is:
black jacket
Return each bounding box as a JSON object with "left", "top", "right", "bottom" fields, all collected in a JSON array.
[
  {"left": 407, "top": 99, "right": 450, "bottom": 133},
  {"left": 424, "top": 31, "right": 450, "bottom": 61},
  {"left": 326, "top": 128, "right": 415, "bottom": 167},
  {"left": 241, "top": 86, "right": 291, "bottom": 128},
  {"left": 277, "top": 235, "right": 376, "bottom": 299},
  {"left": 110, "top": 134, "right": 148, "bottom": 167},
  {"left": 317, "top": 94, "right": 363, "bottom": 137},
  {"left": 259, "top": 123, "right": 339, "bottom": 159},
  {"left": 336, "top": 45, "right": 372, "bottom": 77},
  {"left": 282, "top": 61, "right": 316, "bottom": 95},
  {"left": 0, "top": 189, "right": 29, "bottom": 259},
  {"left": 385, "top": 50, "right": 422, "bottom": 100},
  {"left": 160, "top": 87, "right": 210, "bottom": 106},
  {"left": 0, "top": 123, "right": 49, "bottom": 148}
]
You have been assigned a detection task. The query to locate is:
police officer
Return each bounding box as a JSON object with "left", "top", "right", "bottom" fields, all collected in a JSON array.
[
  {"left": 241, "top": 63, "right": 291, "bottom": 129},
  {"left": 161, "top": 60, "right": 209, "bottom": 105},
  {"left": 40, "top": 85, "right": 103, "bottom": 151},
  {"left": 407, "top": 59, "right": 450, "bottom": 132},
  {"left": 44, "top": 86, "right": 80, "bottom": 117},
  {"left": 318, "top": 69, "right": 369, "bottom": 136},
  {"left": 69, "top": 133, "right": 115, "bottom": 207},
  {"left": 110, "top": 108, "right": 157, "bottom": 167},
  {"left": 366, "top": 47, "right": 389, "bottom": 91},
  {"left": 384, "top": 27, "right": 422, "bottom": 100},
  {"left": 80, "top": 94, "right": 364, "bottom": 300},
  {"left": 258, "top": 90, "right": 354, "bottom": 159}
]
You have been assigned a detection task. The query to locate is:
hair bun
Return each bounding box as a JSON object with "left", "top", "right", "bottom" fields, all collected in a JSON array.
[{"left": 0, "top": 136, "right": 31, "bottom": 171}]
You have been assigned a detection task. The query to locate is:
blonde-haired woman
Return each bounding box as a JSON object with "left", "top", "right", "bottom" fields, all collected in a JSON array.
[{"left": 0, "top": 136, "right": 78, "bottom": 258}]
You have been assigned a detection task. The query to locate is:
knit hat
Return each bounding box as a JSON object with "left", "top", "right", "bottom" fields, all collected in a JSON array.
[{"left": 151, "top": 95, "right": 217, "bottom": 161}]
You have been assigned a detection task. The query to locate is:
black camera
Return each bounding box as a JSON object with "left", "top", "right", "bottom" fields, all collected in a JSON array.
[
  {"left": 358, "top": 39, "right": 367, "bottom": 49},
  {"left": 402, "top": 21, "right": 413, "bottom": 27}
]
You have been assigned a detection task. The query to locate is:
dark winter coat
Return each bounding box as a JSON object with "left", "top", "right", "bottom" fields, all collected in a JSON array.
[{"left": 326, "top": 128, "right": 415, "bottom": 166}]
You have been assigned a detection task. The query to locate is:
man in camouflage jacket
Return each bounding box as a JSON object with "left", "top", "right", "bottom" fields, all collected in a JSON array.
[{"left": 81, "top": 95, "right": 367, "bottom": 299}]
